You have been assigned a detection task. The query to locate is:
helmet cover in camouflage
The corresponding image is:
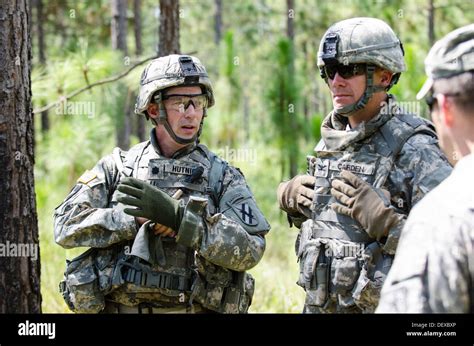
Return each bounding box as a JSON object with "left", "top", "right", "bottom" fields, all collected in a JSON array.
[
  {"left": 135, "top": 54, "right": 215, "bottom": 116},
  {"left": 417, "top": 24, "right": 474, "bottom": 99},
  {"left": 317, "top": 17, "right": 406, "bottom": 74}
]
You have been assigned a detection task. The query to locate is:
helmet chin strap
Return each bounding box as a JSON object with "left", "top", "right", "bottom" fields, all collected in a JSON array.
[{"left": 334, "top": 65, "right": 387, "bottom": 117}]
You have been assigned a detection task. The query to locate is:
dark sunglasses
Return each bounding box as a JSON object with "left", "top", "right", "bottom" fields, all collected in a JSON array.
[
  {"left": 323, "top": 63, "right": 367, "bottom": 80},
  {"left": 425, "top": 92, "right": 460, "bottom": 112},
  {"left": 425, "top": 94, "right": 437, "bottom": 112}
]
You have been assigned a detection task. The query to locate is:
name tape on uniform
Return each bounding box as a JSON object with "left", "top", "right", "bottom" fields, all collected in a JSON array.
[
  {"left": 316, "top": 159, "right": 375, "bottom": 176},
  {"left": 164, "top": 164, "right": 194, "bottom": 175}
]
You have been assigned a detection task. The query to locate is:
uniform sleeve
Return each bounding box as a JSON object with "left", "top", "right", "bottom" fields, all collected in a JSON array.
[
  {"left": 377, "top": 212, "right": 473, "bottom": 313},
  {"left": 383, "top": 134, "right": 452, "bottom": 254},
  {"left": 175, "top": 166, "right": 270, "bottom": 271},
  {"left": 53, "top": 153, "right": 138, "bottom": 249}
]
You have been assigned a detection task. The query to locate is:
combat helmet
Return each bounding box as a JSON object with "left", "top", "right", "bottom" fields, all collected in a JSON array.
[
  {"left": 135, "top": 54, "right": 215, "bottom": 144},
  {"left": 317, "top": 17, "right": 406, "bottom": 116}
]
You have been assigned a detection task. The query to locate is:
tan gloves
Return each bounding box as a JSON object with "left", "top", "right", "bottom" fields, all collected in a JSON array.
[
  {"left": 331, "top": 171, "right": 402, "bottom": 241},
  {"left": 277, "top": 175, "right": 316, "bottom": 218}
]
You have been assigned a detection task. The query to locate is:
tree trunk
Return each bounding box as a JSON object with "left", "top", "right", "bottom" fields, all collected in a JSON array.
[
  {"left": 159, "top": 0, "right": 180, "bottom": 56},
  {"left": 111, "top": 0, "right": 128, "bottom": 56},
  {"left": 428, "top": 0, "right": 435, "bottom": 46},
  {"left": 286, "top": 0, "right": 295, "bottom": 43},
  {"left": 111, "top": 0, "right": 130, "bottom": 150},
  {"left": 214, "top": 0, "right": 222, "bottom": 44},
  {"left": 36, "top": 0, "right": 49, "bottom": 133},
  {"left": 132, "top": 0, "right": 146, "bottom": 142},
  {"left": 286, "top": 0, "right": 297, "bottom": 177},
  {"left": 133, "top": 0, "right": 142, "bottom": 56},
  {"left": 0, "top": 0, "right": 42, "bottom": 313}
]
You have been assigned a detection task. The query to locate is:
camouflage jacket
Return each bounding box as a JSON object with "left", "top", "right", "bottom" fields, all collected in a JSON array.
[
  {"left": 290, "top": 96, "right": 452, "bottom": 255},
  {"left": 285, "top": 96, "right": 452, "bottom": 313},
  {"left": 54, "top": 130, "right": 270, "bottom": 312},
  {"left": 377, "top": 153, "right": 474, "bottom": 313}
]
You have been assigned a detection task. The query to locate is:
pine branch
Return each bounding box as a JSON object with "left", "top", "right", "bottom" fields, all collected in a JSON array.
[{"left": 33, "top": 55, "right": 157, "bottom": 114}]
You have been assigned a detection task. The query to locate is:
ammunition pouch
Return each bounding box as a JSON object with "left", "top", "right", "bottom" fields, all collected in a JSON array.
[
  {"left": 59, "top": 245, "right": 120, "bottom": 313},
  {"left": 296, "top": 223, "right": 330, "bottom": 307},
  {"left": 296, "top": 222, "right": 392, "bottom": 311},
  {"left": 351, "top": 241, "right": 393, "bottom": 312},
  {"left": 190, "top": 260, "right": 254, "bottom": 313}
]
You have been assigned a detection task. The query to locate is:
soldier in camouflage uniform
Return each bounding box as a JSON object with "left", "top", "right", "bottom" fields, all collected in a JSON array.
[
  {"left": 277, "top": 17, "right": 453, "bottom": 313},
  {"left": 377, "top": 24, "right": 474, "bottom": 313},
  {"left": 54, "top": 54, "right": 270, "bottom": 313}
]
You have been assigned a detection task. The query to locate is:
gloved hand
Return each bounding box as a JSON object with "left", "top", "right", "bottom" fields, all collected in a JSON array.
[
  {"left": 277, "top": 175, "right": 316, "bottom": 218},
  {"left": 117, "top": 177, "right": 184, "bottom": 231},
  {"left": 330, "top": 170, "right": 402, "bottom": 241}
]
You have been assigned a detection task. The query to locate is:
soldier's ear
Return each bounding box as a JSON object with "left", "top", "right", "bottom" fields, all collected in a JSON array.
[
  {"left": 147, "top": 103, "right": 159, "bottom": 118},
  {"left": 379, "top": 69, "right": 393, "bottom": 88},
  {"left": 437, "top": 94, "right": 455, "bottom": 128}
]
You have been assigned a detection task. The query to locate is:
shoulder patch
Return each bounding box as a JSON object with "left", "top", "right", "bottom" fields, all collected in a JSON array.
[
  {"left": 232, "top": 201, "right": 259, "bottom": 226},
  {"left": 77, "top": 170, "right": 98, "bottom": 185}
]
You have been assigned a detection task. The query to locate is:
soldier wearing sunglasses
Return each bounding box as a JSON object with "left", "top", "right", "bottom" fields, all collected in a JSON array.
[
  {"left": 378, "top": 24, "right": 474, "bottom": 313},
  {"left": 54, "top": 55, "right": 270, "bottom": 314},
  {"left": 277, "top": 17, "right": 452, "bottom": 313}
]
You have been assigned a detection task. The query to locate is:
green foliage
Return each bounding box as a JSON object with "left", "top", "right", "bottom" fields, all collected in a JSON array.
[
  {"left": 34, "top": 0, "right": 474, "bottom": 313},
  {"left": 311, "top": 113, "right": 324, "bottom": 141},
  {"left": 265, "top": 38, "right": 301, "bottom": 177}
]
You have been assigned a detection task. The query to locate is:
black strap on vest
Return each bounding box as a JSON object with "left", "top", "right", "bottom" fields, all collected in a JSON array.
[
  {"left": 207, "top": 153, "right": 228, "bottom": 212},
  {"left": 116, "top": 258, "right": 192, "bottom": 291},
  {"left": 379, "top": 114, "right": 437, "bottom": 158}
]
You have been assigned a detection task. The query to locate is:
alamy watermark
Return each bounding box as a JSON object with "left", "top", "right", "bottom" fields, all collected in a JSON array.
[
  {"left": 18, "top": 320, "right": 55, "bottom": 339},
  {"left": 324, "top": 242, "right": 365, "bottom": 258},
  {"left": 55, "top": 100, "right": 96, "bottom": 118},
  {"left": 380, "top": 98, "right": 421, "bottom": 117},
  {"left": 0, "top": 241, "right": 38, "bottom": 261},
  {"left": 215, "top": 146, "right": 257, "bottom": 164}
]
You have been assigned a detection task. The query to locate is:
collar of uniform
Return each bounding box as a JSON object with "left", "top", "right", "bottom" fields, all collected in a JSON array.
[
  {"left": 320, "top": 95, "right": 396, "bottom": 151},
  {"left": 149, "top": 128, "right": 197, "bottom": 159}
]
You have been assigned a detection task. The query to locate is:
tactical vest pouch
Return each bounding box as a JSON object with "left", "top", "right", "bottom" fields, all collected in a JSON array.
[
  {"left": 59, "top": 248, "right": 104, "bottom": 313},
  {"left": 351, "top": 241, "right": 392, "bottom": 312},
  {"left": 296, "top": 223, "right": 328, "bottom": 307},
  {"left": 191, "top": 276, "right": 225, "bottom": 311},
  {"left": 191, "top": 260, "right": 254, "bottom": 313},
  {"left": 222, "top": 272, "right": 254, "bottom": 313},
  {"left": 304, "top": 262, "right": 329, "bottom": 308},
  {"left": 330, "top": 257, "right": 360, "bottom": 294}
]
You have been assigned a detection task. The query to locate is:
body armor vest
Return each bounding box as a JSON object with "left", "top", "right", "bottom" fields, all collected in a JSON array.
[
  {"left": 306, "top": 112, "right": 436, "bottom": 244},
  {"left": 59, "top": 140, "right": 255, "bottom": 313},
  {"left": 297, "top": 112, "right": 437, "bottom": 311},
  {"left": 108, "top": 142, "right": 225, "bottom": 306}
]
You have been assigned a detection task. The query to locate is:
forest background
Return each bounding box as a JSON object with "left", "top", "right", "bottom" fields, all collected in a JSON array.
[{"left": 31, "top": 0, "right": 473, "bottom": 312}]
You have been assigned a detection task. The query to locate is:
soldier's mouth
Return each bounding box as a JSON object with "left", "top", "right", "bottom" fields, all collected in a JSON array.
[
  {"left": 180, "top": 125, "right": 197, "bottom": 135},
  {"left": 333, "top": 95, "right": 352, "bottom": 102}
]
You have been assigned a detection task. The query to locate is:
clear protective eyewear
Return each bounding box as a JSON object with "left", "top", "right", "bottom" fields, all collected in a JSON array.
[{"left": 162, "top": 94, "right": 208, "bottom": 112}]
